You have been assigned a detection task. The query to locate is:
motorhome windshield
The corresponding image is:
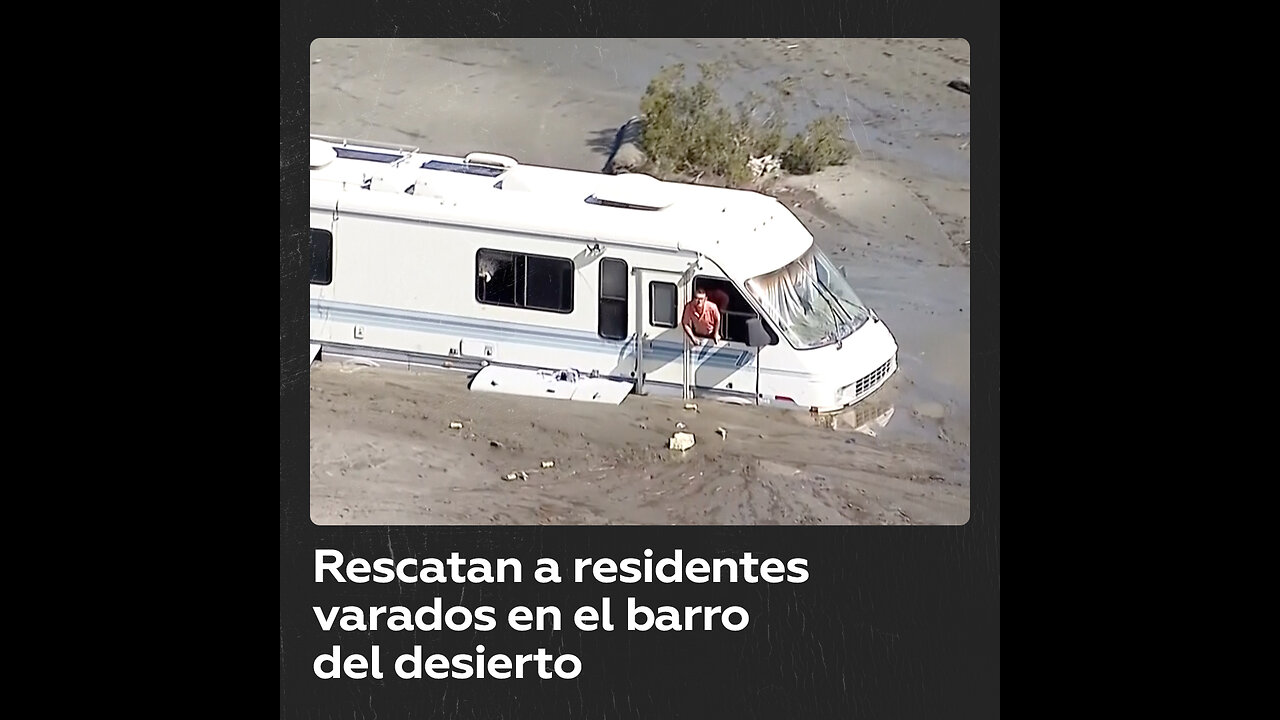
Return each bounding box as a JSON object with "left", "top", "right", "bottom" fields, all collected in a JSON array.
[{"left": 744, "top": 244, "right": 870, "bottom": 350}]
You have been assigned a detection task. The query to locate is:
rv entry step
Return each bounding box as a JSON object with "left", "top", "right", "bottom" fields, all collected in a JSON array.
[{"left": 469, "top": 366, "right": 632, "bottom": 405}]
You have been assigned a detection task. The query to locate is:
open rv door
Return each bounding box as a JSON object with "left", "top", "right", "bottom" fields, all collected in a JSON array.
[{"left": 633, "top": 266, "right": 692, "bottom": 397}]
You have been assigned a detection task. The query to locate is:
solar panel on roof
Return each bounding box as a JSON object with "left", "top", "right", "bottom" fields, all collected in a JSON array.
[
  {"left": 334, "top": 147, "right": 403, "bottom": 163},
  {"left": 421, "top": 160, "right": 505, "bottom": 177}
]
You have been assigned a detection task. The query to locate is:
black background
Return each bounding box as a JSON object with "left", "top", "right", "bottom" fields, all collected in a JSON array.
[{"left": 281, "top": 2, "right": 999, "bottom": 718}]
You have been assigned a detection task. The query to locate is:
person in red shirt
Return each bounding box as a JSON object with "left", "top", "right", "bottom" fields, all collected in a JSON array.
[{"left": 682, "top": 288, "right": 722, "bottom": 347}]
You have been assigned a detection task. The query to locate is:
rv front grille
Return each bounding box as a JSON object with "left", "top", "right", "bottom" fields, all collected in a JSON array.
[{"left": 854, "top": 357, "right": 894, "bottom": 399}]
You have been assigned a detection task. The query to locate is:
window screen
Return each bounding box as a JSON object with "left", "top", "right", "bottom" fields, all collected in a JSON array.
[{"left": 650, "top": 281, "right": 677, "bottom": 328}]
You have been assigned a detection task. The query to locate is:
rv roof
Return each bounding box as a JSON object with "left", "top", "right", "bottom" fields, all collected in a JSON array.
[{"left": 308, "top": 136, "right": 814, "bottom": 280}]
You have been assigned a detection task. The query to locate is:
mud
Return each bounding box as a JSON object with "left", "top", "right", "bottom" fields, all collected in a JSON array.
[{"left": 310, "top": 361, "right": 968, "bottom": 525}]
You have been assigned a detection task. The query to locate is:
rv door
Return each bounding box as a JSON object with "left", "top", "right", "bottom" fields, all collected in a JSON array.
[{"left": 634, "top": 268, "right": 690, "bottom": 395}]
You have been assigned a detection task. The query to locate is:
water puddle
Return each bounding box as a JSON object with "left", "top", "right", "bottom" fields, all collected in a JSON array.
[{"left": 812, "top": 401, "right": 897, "bottom": 437}]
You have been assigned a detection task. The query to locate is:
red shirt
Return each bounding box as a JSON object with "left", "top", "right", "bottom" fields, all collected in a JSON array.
[{"left": 682, "top": 299, "right": 721, "bottom": 338}]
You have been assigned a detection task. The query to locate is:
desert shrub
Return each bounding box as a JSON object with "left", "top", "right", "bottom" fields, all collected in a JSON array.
[
  {"left": 780, "top": 114, "right": 853, "bottom": 175},
  {"left": 639, "top": 62, "right": 754, "bottom": 186},
  {"left": 636, "top": 62, "right": 852, "bottom": 186},
  {"left": 735, "top": 90, "right": 786, "bottom": 160}
]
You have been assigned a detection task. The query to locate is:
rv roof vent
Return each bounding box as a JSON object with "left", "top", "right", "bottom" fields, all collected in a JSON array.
[
  {"left": 464, "top": 152, "right": 519, "bottom": 169},
  {"left": 310, "top": 139, "right": 337, "bottom": 169},
  {"left": 586, "top": 173, "right": 673, "bottom": 211}
]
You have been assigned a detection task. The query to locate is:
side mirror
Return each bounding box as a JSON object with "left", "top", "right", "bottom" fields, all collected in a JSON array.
[
  {"left": 745, "top": 317, "right": 772, "bottom": 348},
  {"left": 839, "top": 265, "right": 847, "bottom": 278}
]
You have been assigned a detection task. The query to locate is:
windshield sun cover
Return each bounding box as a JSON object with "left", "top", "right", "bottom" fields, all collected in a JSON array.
[{"left": 744, "top": 244, "right": 870, "bottom": 350}]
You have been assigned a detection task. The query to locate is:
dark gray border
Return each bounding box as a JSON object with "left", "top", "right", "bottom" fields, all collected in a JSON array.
[{"left": 282, "top": 10, "right": 997, "bottom": 719}]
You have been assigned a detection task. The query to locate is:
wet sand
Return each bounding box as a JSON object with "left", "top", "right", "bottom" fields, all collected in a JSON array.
[
  {"left": 307, "top": 38, "right": 971, "bottom": 525},
  {"left": 310, "top": 362, "right": 968, "bottom": 525}
]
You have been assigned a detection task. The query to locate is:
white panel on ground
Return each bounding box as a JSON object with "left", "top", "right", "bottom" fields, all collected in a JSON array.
[{"left": 469, "top": 366, "right": 632, "bottom": 405}]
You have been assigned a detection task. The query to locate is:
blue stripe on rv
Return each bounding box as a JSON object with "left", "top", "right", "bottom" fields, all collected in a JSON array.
[{"left": 311, "top": 299, "right": 758, "bottom": 370}]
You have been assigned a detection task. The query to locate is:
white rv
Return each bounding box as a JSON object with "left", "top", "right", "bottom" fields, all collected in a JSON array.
[{"left": 308, "top": 135, "right": 898, "bottom": 413}]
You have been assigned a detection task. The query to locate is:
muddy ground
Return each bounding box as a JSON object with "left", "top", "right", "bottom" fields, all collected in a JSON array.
[{"left": 307, "top": 38, "right": 972, "bottom": 525}]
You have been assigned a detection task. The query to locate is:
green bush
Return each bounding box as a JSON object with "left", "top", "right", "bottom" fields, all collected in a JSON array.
[
  {"left": 639, "top": 62, "right": 753, "bottom": 186},
  {"left": 635, "top": 62, "right": 853, "bottom": 186},
  {"left": 735, "top": 89, "right": 786, "bottom": 160},
  {"left": 780, "top": 115, "right": 853, "bottom": 175}
]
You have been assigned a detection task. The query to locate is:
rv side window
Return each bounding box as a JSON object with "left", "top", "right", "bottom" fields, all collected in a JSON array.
[
  {"left": 650, "top": 282, "right": 677, "bottom": 328},
  {"left": 476, "top": 249, "right": 573, "bottom": 314},
  {"left": 477, "top": 250, "right": 520, "bottom": 305},
  {"left": 598, "top": 258, "right": 628, "bottom": 340},
  {"left": 694, "top": 276, "right": 767, "bottom": 345},
  {"left": 524, "top": 255, "right": 574, "bottom": 312},
  {"left": 310, "top": 229, "right": 333, "bottom": 285}
]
